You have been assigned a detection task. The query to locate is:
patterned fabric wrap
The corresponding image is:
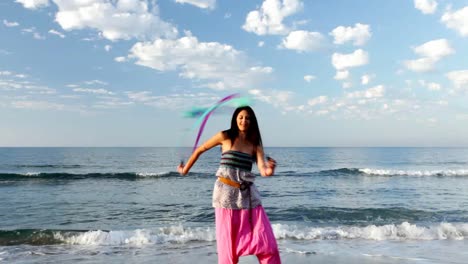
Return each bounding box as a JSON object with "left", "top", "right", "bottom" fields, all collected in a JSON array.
[{"left": 213, "top": 150, "right": 262, "bottom": 209}]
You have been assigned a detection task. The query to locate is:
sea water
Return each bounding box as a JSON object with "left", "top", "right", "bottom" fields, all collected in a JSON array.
[{"left": 1, "top": 147, "right": 468, "bottom": 263}]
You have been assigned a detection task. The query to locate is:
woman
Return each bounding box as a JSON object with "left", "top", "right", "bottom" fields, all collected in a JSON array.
[{"left": 178, "top": 106, "right": 281, "bottom": 264}]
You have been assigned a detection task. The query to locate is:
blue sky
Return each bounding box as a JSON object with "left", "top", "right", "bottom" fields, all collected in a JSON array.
[{"left": 1, "top": 0, "right": 468, "bottom": 147}]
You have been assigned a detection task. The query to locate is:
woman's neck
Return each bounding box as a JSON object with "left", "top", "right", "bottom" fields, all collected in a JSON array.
[{"left": 238, "top": 132, "right": 247, "bottom": 140}]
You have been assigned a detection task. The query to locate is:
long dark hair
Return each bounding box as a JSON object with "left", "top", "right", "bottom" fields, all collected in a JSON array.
[{"left": 225, "top": 106, "right": 263, "bottom": 147}]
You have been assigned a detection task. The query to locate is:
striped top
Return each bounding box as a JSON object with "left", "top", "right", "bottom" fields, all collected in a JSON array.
[
  {"left": 213, "top": 150, "right": 261, "bottom": 209},
  {"left": 219, "top": 150, "right": 254, "bottom": 171}
]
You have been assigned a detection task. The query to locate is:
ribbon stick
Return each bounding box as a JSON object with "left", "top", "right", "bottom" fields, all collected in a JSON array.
[
  {"left": 192, "top": 93, "right": 240, "bottom": 153},
  {"left": 182, "top": 94, "right": 251, "bottom": 154}
]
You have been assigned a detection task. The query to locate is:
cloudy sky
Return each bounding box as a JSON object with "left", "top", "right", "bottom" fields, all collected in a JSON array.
[{"left": 1, "top": 0, "right": 468, "bottom": 147}]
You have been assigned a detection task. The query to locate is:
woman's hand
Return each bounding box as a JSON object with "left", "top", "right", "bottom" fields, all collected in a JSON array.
[
  {"left": 265, "top": 156, "right": 277, "bottom": 176},
  {"left": 177, "top": 162, "right": 185, "bottom": 175}
]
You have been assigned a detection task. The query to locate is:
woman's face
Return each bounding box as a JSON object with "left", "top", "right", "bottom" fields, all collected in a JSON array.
[{"left": 236, "top": 110, "right": 250, "bottom": 132}]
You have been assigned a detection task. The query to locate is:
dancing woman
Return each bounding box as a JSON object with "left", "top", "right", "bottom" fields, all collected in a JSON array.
[{"left": 178, "top": 106, "right": 281, "bottom": 264}]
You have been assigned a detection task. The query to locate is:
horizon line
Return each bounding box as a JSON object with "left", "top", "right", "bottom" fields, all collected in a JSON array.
[{"left": 1, "top": 146, "right": 467, "bottom": 148}]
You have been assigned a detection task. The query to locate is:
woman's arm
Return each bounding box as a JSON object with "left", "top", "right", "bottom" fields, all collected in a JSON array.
[
  {"left": 178, "top": 131, "right": 225, "bottom": 175},
  {"left": 255, "top": 145, "right": 276, "bottom": 177}
]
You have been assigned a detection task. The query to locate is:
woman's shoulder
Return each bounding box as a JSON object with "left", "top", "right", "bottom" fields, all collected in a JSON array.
[
  {"left": 208, "top": 130, "right": 229, "bottom": 142},
  {"left": 203, "top": 131, "right": 229, "bottom": 149},
  {"left": 220, "top": 129, "right": 230, "bottom": 139}
]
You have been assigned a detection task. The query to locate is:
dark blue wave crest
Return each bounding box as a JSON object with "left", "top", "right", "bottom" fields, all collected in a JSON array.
[
  {"left": 267, "top": 206, "right": 468, "bottom": 224},
  {"left": 0, "top": 172, "right": 181, "bottom": 181}
]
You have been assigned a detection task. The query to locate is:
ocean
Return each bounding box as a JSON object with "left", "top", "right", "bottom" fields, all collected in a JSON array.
[{"left": 1, "top": 147, "right": 468, "bottom": 263}]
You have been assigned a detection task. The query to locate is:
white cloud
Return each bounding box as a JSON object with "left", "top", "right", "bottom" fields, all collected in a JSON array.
[
  {"left": 128, "top": 35, "right": 273, "bottom": 90},
  {"left": 174, "top": 0, "right": 216, "bottom": 10},
  {"left": 126, "top": 91, "right": 157, "bottom": 102},
  {"left": 346, "top": 85, "right": 385, "bottom": 99},
  {"left": 73, "top": 88, "right": 114, "bottom": 95},
  {"left": 441, "top": 6, "right": 468, "bottom": 36},
  {"left": 3, "top": 20, "right": 20, "bottom": 27},
  {"left": 59, "top": 94, "right": 81, "bottom": 99},
  {"left": 307, "top": 96, "right": 327, "bottom": 106},
  {"left": 334, "top": 70, "right": 352, "bottom": 89},
  {"left": 0, "top": 80, "right": 21, "bottom": 90},
  {"left": 0, "top": 80, "right": 56, "bottom": 94},
  {"left": 426, "top": 82, "right": 441, "bottom": 91},
  {"left": 51, "top": 0, "right": 178, "bottom": 41},
  {"left": 48, "top": 29, "right": 65, "bottom": 38},
  {"left": 315, "top": 110, "right": 329, "bottom": 116},
  {"left": 334, "top": 70, "right": 350, "bottom": 80},
  {"left": 304, "top": 75, "right": 316, "bottom": 82},
  {"left": 104, "top": 45, "right": 112, "bottom": 52},
  {"left": 330, "top": 23, "right": 371, "bottom": 46},
  {"left": 418, "top": 80, "right": 441, "bottom": 91},
  {"left": 414, "top": 0, "right": 438, "bottom": 14},
  {"left": 15, "top": 0, "right": 49, "bottom": 9},
  {"left": 258, "top": 41, "right": 265, "bottom": 47},
  {"left": 404, "top": 39, "right": 454, "bottom": 72},
  {"left": 404, "top": 57, "right": 437, "bottom": 72},
  {"left": 294, "top": 93, "right": 437, "bottom": 120},
  {"left": 292, "top": 19, "right": 308, "bottom": 27},
  {"left": 115, "top": 56, "right": 127, "bottom": 62},
  {"left": 84, "top": 80, "right": 108, "bottom": 86},
  {"left": 0, "top": 72, "right": 56, "bottom": 94},
  {"left": 361, "top": 74, "right": 374, "bottom": 85},
  {"left": 93, "top": 97, "right": 133, "bottom": 109},
  {"left": 331, "top": 49, "right": 369, "bottom": 70},
  {"left": 125, "top": 92, "right": 220, "bottom": 110},
  {"left": 280, "top": 30, "right": 326, "bottom": 52},
  {"left": 163, "top": 86, "right": 425, "bottom": 121},
  {"left": 21, "top": 27, "right": 46, "bottom": 40},
  {"left": 342, "top": 82, "right": 353, "bottom": 89},
  {"left": 33, "top": 32, "right": 45, "bottom": 40},
  {"left": 127, "top": 92, "right": 219, "bottom": 111},
  {"left": 81, "top": 37, "right": 99, "bottom": 42},
  {"left": 12, "top": 100, "right": 64, "bottom": 110},
  {"left": 446, "top": 70, "right": 468, "bottom": 91},
  {"left": 413, "top": 38, "right": 454, "bottom": 58},
  {"left": 22, "top": 27, "right": 35, "bottom": 33},
  {"left": 242, "top": 0, "right": 303, "bottom": 35},
  {"left": 248, "top": 89, "right": 296, "bottom": 112}
]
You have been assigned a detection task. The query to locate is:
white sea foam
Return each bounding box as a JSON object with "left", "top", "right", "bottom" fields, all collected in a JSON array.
[
  {"left": 362, "top": 253, "right": 428, "bottom": 261},
  {"left": 55, "top": 222, "right": 468, "bottom": 246},
  {"left": 28, "top": 251, "right": 46, "bottom": 256},
  {"left": 283, "top": 248, "right": 315, "bottom": 255},
  {"left": 359, "top": 168, "right": 468, "bottom": 176},
  {"left": 24, "top": 172, "right": 40, "bottom": 176},
  {"left": 272, "top": 222, "right": 468, "bottom": 241},
  {"left": 58, "top": 225, "right": 216, "bottom": 246},
  {"left": 136, "top": 172, "right": 171, "bottom": 177}
]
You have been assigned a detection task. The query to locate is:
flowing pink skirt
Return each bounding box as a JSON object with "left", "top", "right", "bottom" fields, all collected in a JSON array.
[{"left": 215, "top": 206, "right": 281, "bottom": 264}]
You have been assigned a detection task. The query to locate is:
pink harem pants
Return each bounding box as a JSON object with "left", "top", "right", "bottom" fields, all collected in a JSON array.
[{"left": 215, "top": 206, "right": 281, "bottom": 264}]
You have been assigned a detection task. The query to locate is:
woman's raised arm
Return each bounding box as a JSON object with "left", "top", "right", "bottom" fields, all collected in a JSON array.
[{"left": 178, "top": 131, "right": 225, "bottom": 175}]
